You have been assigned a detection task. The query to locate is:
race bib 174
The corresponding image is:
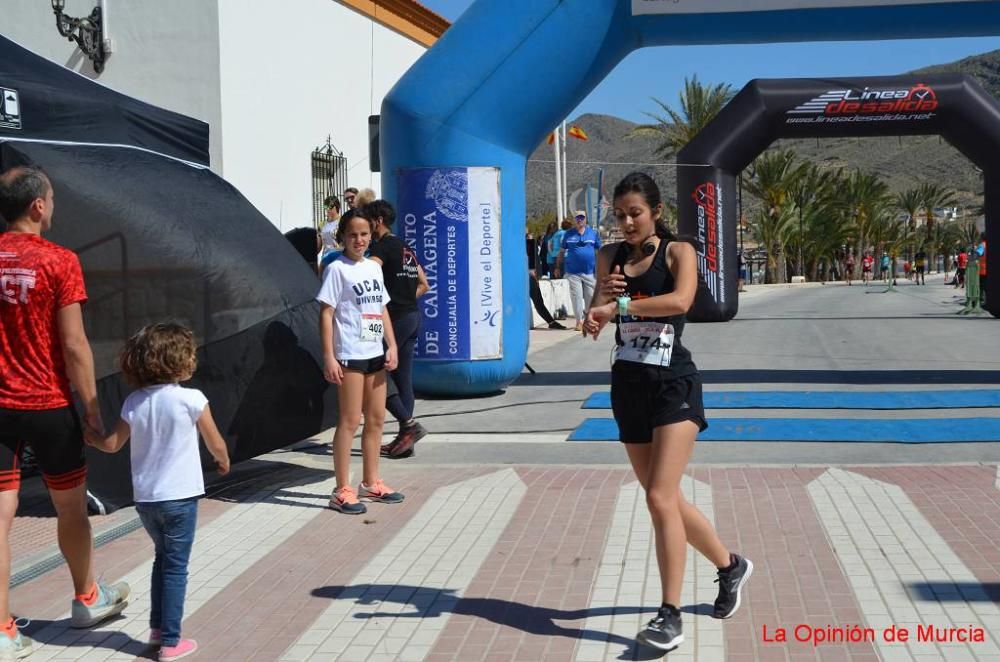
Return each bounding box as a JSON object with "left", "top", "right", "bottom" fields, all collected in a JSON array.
[{"left": 615, "top": 321, "right": 674, "bottom": 367}]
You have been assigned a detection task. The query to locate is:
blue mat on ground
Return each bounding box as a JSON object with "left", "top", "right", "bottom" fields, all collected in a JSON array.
[
  {"left": 568, "top": 417, "right": 1000, "bottom": 443},
  {"left": 580, "top": 390, "right": 1000, "bottom": 410}
]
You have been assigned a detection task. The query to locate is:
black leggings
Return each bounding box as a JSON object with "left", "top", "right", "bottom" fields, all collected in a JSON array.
[
  {"left": 529, "top": 274, "right": 556, "bottom": 325},
  {"left": 386, "top": 309, "right": 421, "bottom": 424}
]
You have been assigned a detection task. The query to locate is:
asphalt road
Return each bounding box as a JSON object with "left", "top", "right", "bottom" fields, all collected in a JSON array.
[{"left": 380, "top": 277, "right": 1000, "bottom": 466}]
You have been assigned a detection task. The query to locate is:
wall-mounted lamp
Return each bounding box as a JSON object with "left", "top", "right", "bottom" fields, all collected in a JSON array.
[{"left": 51, "top": 0, "right": 106, "bottom": 73}]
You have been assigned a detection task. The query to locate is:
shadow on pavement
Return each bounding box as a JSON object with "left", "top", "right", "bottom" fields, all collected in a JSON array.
[
  {"left": 205, "top": 459, "right": 331, "bottom": 509},
  {"left": 22, "top": 616, "right": 153, "bottom": 659},
  {"left": 906, "top": 581, "right": 1000, "bottom": 602},
  {"left": 312, "top": 584, "right": 672, "bottom": 659}
]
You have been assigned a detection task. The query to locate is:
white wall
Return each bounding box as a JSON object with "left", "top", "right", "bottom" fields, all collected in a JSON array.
[
  {"left": 1, "top": 0, "right": 224, "bottom": 168},
  {"left": 4, "top": 0, "right": 431, "bottom": 231},
  {"left": 217, "top": 0, "right": 427, "bottom": 231}
]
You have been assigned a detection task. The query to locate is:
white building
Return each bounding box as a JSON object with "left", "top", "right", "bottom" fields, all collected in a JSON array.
[{"left": 1, "top": 0, "right": 448, "bottom": 230}]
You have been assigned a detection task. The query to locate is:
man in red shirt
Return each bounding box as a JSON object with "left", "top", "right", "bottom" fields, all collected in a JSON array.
[
  {"left": 0, "top": 166, "right": 129, "bottom": 657},
  {"left": 957, "top": 250, "right": 968, "bottom": 288}
]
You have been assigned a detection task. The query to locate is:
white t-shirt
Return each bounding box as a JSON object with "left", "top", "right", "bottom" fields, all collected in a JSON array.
[
  {"left": 316, "top": 255, "right": 391, "bottom": 361},
  {"left": 121, "top": 384, "right": 209, "bottom": 503},
  {"left": 319, "top": 221, "right": 339, "bottom": 253}
]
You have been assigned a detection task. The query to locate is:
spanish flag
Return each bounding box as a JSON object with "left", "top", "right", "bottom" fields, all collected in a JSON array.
[{"left": 568, "top": 125, "right": 589, "bottom": 141}]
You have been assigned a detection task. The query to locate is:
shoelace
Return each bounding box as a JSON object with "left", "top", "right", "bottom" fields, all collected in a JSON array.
[
  {"left": 336, "top": 486, "right": 358, "bottom": 502},
  {"left": 715, "top": 568, "right": 738, "bottom": 591},
  {"left": 369, "top": 479, "right": 390, "bottom": 495}
]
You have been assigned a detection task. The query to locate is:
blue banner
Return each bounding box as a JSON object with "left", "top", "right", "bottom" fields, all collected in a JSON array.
[{"left": 398, "top": 167, "right": 502, "bottom": 361}]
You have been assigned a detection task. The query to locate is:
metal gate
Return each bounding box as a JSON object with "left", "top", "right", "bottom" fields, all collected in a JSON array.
[{"left": 311, "top": 137, "right": 348, "bottom": 229}]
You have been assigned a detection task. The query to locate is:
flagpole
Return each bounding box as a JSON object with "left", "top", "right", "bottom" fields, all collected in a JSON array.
[
  {"left": 561, "top": 121, "right": 569, "bottom": 216},
  {"left": 552, "top": 129, "right": 564, "bottom": 223}
]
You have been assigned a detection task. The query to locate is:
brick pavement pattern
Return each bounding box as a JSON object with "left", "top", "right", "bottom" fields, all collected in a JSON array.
[{"left": 10, "top": 464, "right": 1000, "bottom": 661}]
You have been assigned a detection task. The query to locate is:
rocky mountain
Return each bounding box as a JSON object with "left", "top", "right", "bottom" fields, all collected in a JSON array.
[{"left": 526, "top": 49, "right": 1000, "bottom": 219}]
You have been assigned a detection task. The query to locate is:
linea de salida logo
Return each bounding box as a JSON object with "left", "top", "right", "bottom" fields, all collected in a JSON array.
[
  {"left": 693, "top": 182, "right": 721, "bottom": 301},
  {"left": 787, "top": 83, "right": 938, "bottom": 117}
]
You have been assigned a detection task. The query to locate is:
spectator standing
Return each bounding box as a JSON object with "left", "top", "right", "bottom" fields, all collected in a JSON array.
[
  {"left": 914, "top": 247, "right": 927, "bottom": 285},
  {"left": 548, "top": 219, "right": 570, "bottom": 278},
  {"left": 978, "top": 233, "right": 988, "bottom": 305},
  {"left": 526, "top": 228, "right": 565, "bottom": 330},
  {"left": 558, "top": 210, "right": 602, "bottom": 331},
  {"left": 538, "top": 221, "right": 556, "bottom": 278},
  {"left": 0, "top": 166, "right": 130, "bottom": 659},
  {"left": 319, "top": 195, "right": 341, "bottom": 262},
  {"left": 318, "top": 207, "right": 404, "bottom": 514},
  {"left": 365, "top": 200, "right": 430, "bottom": 459},
  {"left": 343, "top": 187, "right": 359, "bottom": 211},
  {"left": 957, "top": 249, "right": 968, "bottom": 287},
  {"left": 87, "top": 323, "right": 230, "bottom": 661},
  {"left": 355, "top": 188, "right": 377, "bottom": 209}
]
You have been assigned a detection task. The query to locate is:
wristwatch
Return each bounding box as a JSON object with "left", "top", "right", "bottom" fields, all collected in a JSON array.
[{"left": 617, "top": 295, "right": 631, "bottom": 318}]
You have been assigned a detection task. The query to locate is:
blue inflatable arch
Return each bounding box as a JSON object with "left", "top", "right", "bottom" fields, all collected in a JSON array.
[{"left": 381, "top": 0, "right": 1000, "bottom": 396}]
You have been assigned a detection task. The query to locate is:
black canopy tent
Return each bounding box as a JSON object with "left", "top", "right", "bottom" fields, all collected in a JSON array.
[{"left": 0, "top": 35, "right": 335, "bottom": 510}]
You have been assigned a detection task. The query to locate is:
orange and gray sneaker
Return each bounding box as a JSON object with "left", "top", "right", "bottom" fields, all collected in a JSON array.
[
  {"left": 71, "top": 581, "right": 130, "bottom": 628},
  {"left": 329, "top": 485, "right": 367, "bottom": 515},
  {"left": 0, "top": 617, "right": 32, "bottom": 660},
  {"left": 358, "top": 479, "right": 404, "bottom": 504}
]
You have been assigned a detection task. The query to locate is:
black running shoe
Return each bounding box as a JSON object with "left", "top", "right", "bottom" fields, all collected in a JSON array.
[
  {"left": 636, "top": 604, "right": 683, "bottom": 652},
  {"left": 713, "top": 554, "right": 753, "bottom": 619}
]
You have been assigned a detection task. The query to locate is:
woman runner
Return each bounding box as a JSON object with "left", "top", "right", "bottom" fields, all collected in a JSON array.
[{"left": 585, "top": 172, "right": 752, "bottom": 653}]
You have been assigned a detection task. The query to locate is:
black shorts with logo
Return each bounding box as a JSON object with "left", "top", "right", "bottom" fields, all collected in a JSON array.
[
  {"left": 340, "top": 355, "right": 386, "bottom": 374},
  {"left": 610, "top": 373, "right": 708, "bottom": 443},
  {"left": 0, "top": 406, "right": 87, "bottom": 491}
]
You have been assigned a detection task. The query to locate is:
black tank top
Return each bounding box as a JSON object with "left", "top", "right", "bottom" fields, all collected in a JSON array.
[{"left": 611, "top": 239, "right": 697, "bottom": 382}]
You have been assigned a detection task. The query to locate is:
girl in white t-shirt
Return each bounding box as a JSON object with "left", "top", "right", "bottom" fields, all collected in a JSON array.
[
  {"left": 88, "top": 323, "right": 230, "bottom": 662},
  {"left": 317, "top": 208, "right": 403, "bottom": 515}
]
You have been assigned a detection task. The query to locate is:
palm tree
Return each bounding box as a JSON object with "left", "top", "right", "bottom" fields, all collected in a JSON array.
[
  {"left": 895, "top": 187, "right": 923, "bottom": 262},
  {"left": 629, "top": 75, "right": 736, "bottom": 157},
  {"left": 918, "top": 182, "right": 958, "bottom": 272},
  {"left": 750, "top": 206, "right": 797, "bottom": 284},
  {"left": 788, "top": 163, "right": 838, "bottom": 278},
  {"left": 800, "top": 172, "right": 853, "bottom": 281},
  {"left": 745, "top": 149, "right": 803, "bottom": 282},
  {"left": 835, "top": 170, "right": 893, "bottom": 262}
]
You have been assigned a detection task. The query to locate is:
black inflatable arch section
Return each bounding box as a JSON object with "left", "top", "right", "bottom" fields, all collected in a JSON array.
[{"left": 678, "top": 73, "right": 1000, "bottom": 321}]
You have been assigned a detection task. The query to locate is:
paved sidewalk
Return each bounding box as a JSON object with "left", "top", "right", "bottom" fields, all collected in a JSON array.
[
  {"left": 12, "top": 283, "right": 1000, "bottom": 661},
  {"left": 11, "top": 458, "right": 1000, "bottom": 661}
]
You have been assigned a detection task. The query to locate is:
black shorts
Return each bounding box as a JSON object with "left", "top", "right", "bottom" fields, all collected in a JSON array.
[
  {"left": 915, "top": 265, "right": 925, "bottom": 273},
  {"left": 0, "top": 406, "right": 87, "bottom": 492},
  {"left": 610, "top": 373, "right": 708, "bottom": 443},
  {"left": 340, "top": 355, "right": 386, "bottom": 374}
]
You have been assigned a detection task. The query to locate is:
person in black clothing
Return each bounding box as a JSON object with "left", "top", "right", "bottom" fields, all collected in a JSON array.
[
  {"left": 366, "top": 200, "right": 430, "bottom": 459},
  {"left": 914, "top": 247, "right": 927, "bottom": 285},
  {"left": 584, "top": 173, "right": 751, "bottom": 654},
  {"left": 527, "top": 230, "right": 565, "bottom": 329}
]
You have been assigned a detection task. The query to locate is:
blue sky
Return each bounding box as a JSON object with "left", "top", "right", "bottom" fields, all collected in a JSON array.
[{"left": 419, "top": 0, "right": 1000, "bottom": 124}]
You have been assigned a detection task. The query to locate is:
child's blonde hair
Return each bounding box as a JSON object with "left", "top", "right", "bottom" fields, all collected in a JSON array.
[{"left": 120, "top": 322, "right": 197, "bottom": 387}]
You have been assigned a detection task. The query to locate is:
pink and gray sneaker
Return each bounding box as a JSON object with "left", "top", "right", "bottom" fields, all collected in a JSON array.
[{"left": 159, "top": 638, "right": 197, "bottom": 661}]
